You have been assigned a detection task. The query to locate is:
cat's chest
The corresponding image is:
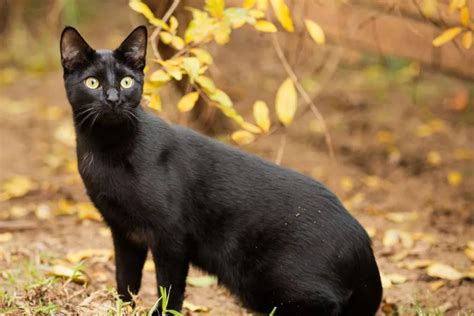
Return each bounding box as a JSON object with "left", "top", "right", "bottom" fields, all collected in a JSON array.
[{"left": 78, "top": 151, "right": 143, "bottom": 204}]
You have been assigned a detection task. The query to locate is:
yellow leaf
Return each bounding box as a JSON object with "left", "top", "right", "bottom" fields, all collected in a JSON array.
[
  {"left": 77, "top": 203, "right": 102, "bottom": 221},
  {"left": 270, "top": 0, "right": 294, "bottom": 32},
  {"left": 460, "top": 6, "right": 470, "bottom": 26},
  {"left": 183, "top": 301, "right": 211, "bottom": 313},
  {"left": 253, "top": 100, "right": 271, "bottom": 133},
  {"left": 177, "top": 92, "right": 200, "bottom": 112},
  {"left": 275, "top": 78, "right": 297, "bottom": 126},
  {"left": 449, "top": 0, "right": 466, "bottom": 13},
  {"left": 340, "top": 176, "right": 354, "bottom": 192},
  {"left": 257, "top": 0, "right": 269, "bottom": 11},
  {"left": 144, "top": 260, "right": 155, "bottom": 272},
  {"left": 426, "top": 263, "right": 463, "bottom": 281},
  {"left": 427, "top": 150, "right": 442, "bottom": 166},
  {"left": 465, "top": 248, "right": 474, "bottom": 261},
  {"left": 205, "top": 0, "right": 225, "bottom": 18},
  {"left": 129, "top": 0, "right": 155, "bottom": 20},
  {"left": 149, "top": 93, "right": 162, "bottom": 112},
  {"left": 385, "top": 212, "right": 418, "bottom": 223},
  {"left": 249, "top": 9, "right": 265, "bottom": 19},
  {"left": 432, "top": 27, "right": 463, "bottom": 47},
  {"left": 0, "top": 176, "right": 37, "bottom": 201},
  {"left": 160, "top": 32, "right": 173, "bottom": 44},
  {"left": 304, "top": 19, "right": 325, "bottom": 44},
  {"left": 399, "top": 259, "right": 433, "bottom": 270},
  {"left": 208, "top": 89, "right": 233, "bottom": 108},
  {"left": 0, "top": 233, "right": 13, "bottom": 243},
  {"left": 447, "top": 170, "right": 462, "bottom": 186},
  {"left": 213, "top": 21, "right": 231, "bottom": 44},
  {"left": 169, "top": 16, "right": 179, "bottom": 33},
  {"left": 196, "top": 75, "right": 217, "bottom": 93},
  {"left": 182, "top": 57, "right": 201, "bottom": 82},
  {"left": 462, "top": 31, "right": 473, "bottom": 49},
  {"left": 376, "top": 131, "right": 395, "bottom": 144},
  {"left": 190, "top": 48, "right": 213, "bottom": 65},
  {"left": 66, "top": 249, "right": 113, "bottom": 263},
  {"left": 149, "top": 17, "right": 170, "bottom": 30},
  {"left": 421, "top": 0, "right": 438, "bottom": 17},
  {"left": 231, "top": 130, "right": 256, "bottom": 145},
  {"left": 150, "top": 70, "right": 171, "bottom": 83},
  {"left": 243, "top": 0, "right": 256, "bottom": 9},
  {"left": 171, "top": 36, "right": 185, "bottom": 50},
  {"left": 254, "top": 20, "right": 277, "bottom": 32},
  {"left": 383, "top": 229, "right": 414, "bottom": 248},
  {"left": 429, "top": 280, "right": 446, "bottom": 291},
  {"left": 241, "top": 122, "right": 262, "bottom": 134}
]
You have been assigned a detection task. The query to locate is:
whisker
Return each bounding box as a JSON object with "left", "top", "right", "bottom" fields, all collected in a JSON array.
[{"left": 77, "top": 110, "right": 97, "bottom": 128}]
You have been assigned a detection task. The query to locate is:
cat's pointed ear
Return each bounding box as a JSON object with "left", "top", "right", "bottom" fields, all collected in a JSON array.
[
  {"left": 60, "top": 27, "right": 94, "bottom": 71},
  {"left": 115, "top": 26, "right": 147, "bottom": 70}
]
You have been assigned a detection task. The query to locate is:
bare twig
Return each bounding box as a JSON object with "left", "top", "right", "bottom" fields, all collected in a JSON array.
[
  {"left": 150, "top": 0, "right": 181, "bottom": 59},
  {"left": 274, "top": 134, "right": 287, "bottom": 165},
  {"left": 270, "top": 32, "right": 336, "bottom": 159}
]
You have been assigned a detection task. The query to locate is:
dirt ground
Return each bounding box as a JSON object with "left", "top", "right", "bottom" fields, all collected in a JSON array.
[{"left": 1, "top": 3, "right": 474, "bottom": 315}]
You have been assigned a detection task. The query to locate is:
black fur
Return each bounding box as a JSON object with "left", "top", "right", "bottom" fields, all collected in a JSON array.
[{"left": 60, "top": 26, "right": 382, "bottom": 315}]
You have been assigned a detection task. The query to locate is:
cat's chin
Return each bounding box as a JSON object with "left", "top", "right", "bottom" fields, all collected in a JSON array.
[{"left": 97, "top": 109, "right": 136, "bottom": 126}]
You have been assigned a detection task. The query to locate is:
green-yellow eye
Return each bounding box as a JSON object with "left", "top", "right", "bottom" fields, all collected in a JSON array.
[
  {"left": 84, "top": 77, "right": 100, "bottom": 89},
  {"left": 120, "top": 76, "right": 134, "bottom": 89}
]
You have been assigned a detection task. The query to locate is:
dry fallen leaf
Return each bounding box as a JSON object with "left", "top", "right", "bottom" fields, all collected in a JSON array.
[
  {"left": 77, "top": 203, "right": 102, "bottom": 221},
  {"left": 183, "top": 301, "right": 211, "bottom": 313},
  {"left": 186, "top": 275, "right": 217, "bottom": 287},
  {"left": 0, "top": 176, "right": 37, "bottom": 201},
  {"left": 426, "top": 263, "right": 463, "bottom": 281},
  {"left": 447, "top": 171, "right": 462, "bottom": 186},
  {"left": 144, "top": 260, "right": 155, "bottom": 272},
  {"left": 340, "top": 177, "right": 354, "bottom": 192},
  {"left": 383, "top": 229, "right": 414, "bottom": 249},
  {"left": 385, "top": 212, "right": 418, "bottom": 223},
  {"left": 429, "top": 280, "right": 446, "bottom": 291},
  {"left": 0, "top": 233, "right": 13, "bottom": 243},
  {"left": 66, "top": 249, "right": 113, "bottom": 263},
  {"left": 46, "top": 264, "right": 88, "bottom": 285},
  {"left": 398, "top": 259, "right": 433, "bottom": 270},
  {"left": 365, "top": 227, "right": 376, "bottom": 238},
  {"left": 380, "top": 273, "right": 407, "bottom": 289}
]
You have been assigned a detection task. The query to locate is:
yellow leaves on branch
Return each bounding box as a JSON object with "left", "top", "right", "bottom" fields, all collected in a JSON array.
[
  {"left": 178, "top": 92, "right": 200, "bottom": 112},
  {"left": 270, "top": 0, "right": 294, "bottom": 32},
  {"left": 275, "top": 78, "right": 297, "bottom": 126},
  {"left": 253, "top": 101, "right": 271, "bottom": 133},
  {"left": 304, "top": 19, "right": 325, "bottom": 45},
  {"left": 128, "top": 0, "right": 169, "bottom": 30}
]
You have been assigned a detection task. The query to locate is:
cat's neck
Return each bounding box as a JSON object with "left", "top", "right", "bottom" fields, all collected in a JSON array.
[{"left": 75, "top": 106, "right": 144, "bottom": 155}]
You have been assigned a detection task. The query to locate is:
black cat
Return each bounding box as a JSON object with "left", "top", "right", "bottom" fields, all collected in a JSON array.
[{"left": 60, "top": 25, "right": 382, "bottom": 316}]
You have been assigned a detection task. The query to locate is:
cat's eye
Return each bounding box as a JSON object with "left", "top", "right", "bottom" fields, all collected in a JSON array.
[
  {"left": 120, "top": 76, "right": 134, "bottom": 89},
  {"left": 84, "top": 77, "right": 100, "bottom": 89}
]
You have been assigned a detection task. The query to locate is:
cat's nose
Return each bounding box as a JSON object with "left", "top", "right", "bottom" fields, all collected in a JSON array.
[{"left": 106, "top": 88, "right": 120, "bottom": 105}]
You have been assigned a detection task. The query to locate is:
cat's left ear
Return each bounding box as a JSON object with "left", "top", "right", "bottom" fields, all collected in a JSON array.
[{"left": 115, "top": 26, "right": 147, "bottom": 70}]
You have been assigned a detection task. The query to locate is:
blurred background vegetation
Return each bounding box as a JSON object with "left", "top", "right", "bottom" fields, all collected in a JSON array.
[{"left": 0, "top": 0, "right": 473, "bottom": 315}]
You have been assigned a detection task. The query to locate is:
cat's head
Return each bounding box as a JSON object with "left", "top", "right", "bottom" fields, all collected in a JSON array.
[{"left": 60, "top": 26, "right": 147, "bottom": 127}]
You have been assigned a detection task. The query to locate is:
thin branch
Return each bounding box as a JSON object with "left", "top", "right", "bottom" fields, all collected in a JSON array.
[
  {"left": 270, "top": 32, "right": 336, "bottom": 159},
  {"left": 274, "top": 134, "right": 287, "bottom": 165},
  {"left": 150, "top": 0, "right": 181, "bottom": 59}
]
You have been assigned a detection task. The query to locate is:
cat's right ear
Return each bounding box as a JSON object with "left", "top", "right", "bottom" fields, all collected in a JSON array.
[{"left": 60, "top": 27, "right": 94, "bottom": 71}]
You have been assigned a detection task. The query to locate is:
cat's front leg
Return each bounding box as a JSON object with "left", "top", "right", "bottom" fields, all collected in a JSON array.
[
  {"left": 150, "top": 240, "right": 189, "bottom": 314},
  {"left": 111, "top": 227, "right": 148, "bottom": 303}
]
